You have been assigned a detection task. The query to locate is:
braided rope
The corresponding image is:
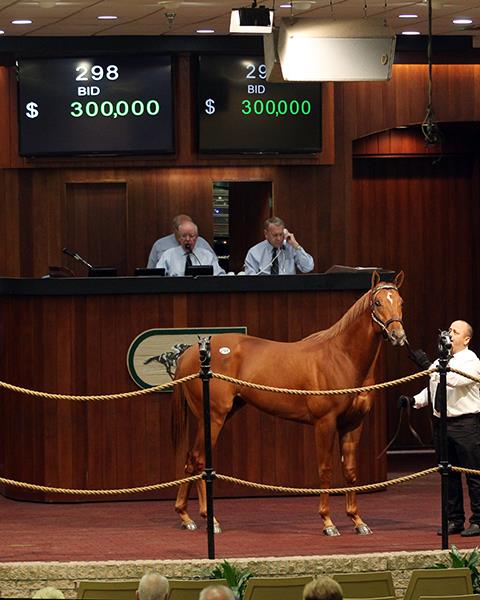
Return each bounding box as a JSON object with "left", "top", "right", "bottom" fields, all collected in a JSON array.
[
  {"left": 215, "top": 468, "right": 439, "bottom": 494},
  {"left": 0, "top": 474, "right": 203, "bottom": 495},
  {"left": 211, "top": 369, "right": 432, "bottom": 396},
  {"left": 451, "top": 466, "right": 480, "bottom": 477},
  {"left": 0, "top": 373, "right": 197, "bottom": 401},
  {"left": 0, "top": 468, "right": 437, "bottom": 496},
  {"left": 448, "top": 367, "right": 480, "bottom": 385}
]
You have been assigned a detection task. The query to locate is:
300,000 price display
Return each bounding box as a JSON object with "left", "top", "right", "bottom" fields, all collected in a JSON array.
[
  {"left": 241, "top": 98, "right": 312, "bottom": 117},
  {"left": 70, "top": 99, "right": 162, "bottom": 118}
]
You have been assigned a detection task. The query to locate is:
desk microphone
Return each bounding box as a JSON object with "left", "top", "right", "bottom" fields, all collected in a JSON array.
[{"left": 62, "top": 247, "right": 93, "bottom": 270}]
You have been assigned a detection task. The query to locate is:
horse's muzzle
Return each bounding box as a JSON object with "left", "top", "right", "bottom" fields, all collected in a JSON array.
[{"left": 388, "top": 326, "right": 407, "bottom": 346}]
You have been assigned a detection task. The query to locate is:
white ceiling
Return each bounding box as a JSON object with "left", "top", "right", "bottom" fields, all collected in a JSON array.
[{"left": 0, "top": 0, "right": 480, "bottom": 38}]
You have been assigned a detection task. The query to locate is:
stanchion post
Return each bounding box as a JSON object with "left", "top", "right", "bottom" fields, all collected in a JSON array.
[
  {"left": 198, "top": 336, "right": 215, "bottom": 560},
  {"left": 437, "top": 330, "right": 452, "bottom": 551}
]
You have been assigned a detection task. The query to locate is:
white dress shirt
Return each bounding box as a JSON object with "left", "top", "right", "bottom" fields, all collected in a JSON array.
[
  {"left": 243, "top": 240, "right": 314, "bottom": 275},
  {"left": 414, "top": 347, "right": 480, "bottom": 417},
  {"left": 156, "top": 244, "right": 225, "bottom": 276},
  {"left": 147, "top": 233, "right": 214, "bottom": 268}
]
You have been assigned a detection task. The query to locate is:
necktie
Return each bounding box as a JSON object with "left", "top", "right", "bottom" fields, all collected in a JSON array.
[
  {"left": 185, "top": 252, "right": 192, "bottom": 275},
  {"left": 270, "top": 247, "right": 279, "bottom": 275}
]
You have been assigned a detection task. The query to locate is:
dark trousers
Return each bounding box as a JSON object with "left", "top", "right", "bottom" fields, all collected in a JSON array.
[{"left": 434, "top": 414, "right": 480, "bottom": 525}]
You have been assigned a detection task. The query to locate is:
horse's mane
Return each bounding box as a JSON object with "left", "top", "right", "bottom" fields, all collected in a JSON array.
[{"left": 302, "top": 289, "right": 371, "bottom": 344}]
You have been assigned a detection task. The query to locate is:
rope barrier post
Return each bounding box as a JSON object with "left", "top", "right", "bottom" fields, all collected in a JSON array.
[
  {"left": 437, "top": 330, "right": 452, "bottom": 550},
  {"left": 198, "top": 336, "right": 215, "bottom": 560}
]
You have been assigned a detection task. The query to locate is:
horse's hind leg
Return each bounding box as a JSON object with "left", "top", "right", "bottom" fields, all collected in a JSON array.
[
  {"left": 196, "top": 478, "right": 222, "bottom": 533},
  {"left": 314, "top": 418, "right": 340, "bottom": 536},
  {"left": 339, "top": 426, "right": 372, "bottom": 535},
  {"left": 175, "top": 451, "right": 199, "bottom": 530}
]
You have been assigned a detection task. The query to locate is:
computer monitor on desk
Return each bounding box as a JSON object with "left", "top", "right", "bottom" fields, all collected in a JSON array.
[
  {"left": 134, "top": 268, "right": 166, "bottom": 277},
  {"left": 185, "top": 265, "right": 214, "bottom": 277},
  {"left": 88, "top": 267, "right": 117, "bottom": 277}
]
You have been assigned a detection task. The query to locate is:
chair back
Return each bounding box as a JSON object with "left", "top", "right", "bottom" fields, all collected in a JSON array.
[
  {"left": 168, "top": 579, "right": 227, "bottom": 600},
  {"left": 403, "top": 568, "right": 473, "bottom": 600},
  {"left": 243, "top": 576, "right": 313, "bottom": 600},
  {"left": 332, "top": 572, "right": 395, "bottom": 598},
  {"left": 77, "top": 581, "right": 138, "bottom": 600}
]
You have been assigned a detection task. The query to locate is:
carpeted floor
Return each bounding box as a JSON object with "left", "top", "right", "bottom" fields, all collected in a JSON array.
[{"left": 1, "top": 467, "right": 479, "bottom": 563}]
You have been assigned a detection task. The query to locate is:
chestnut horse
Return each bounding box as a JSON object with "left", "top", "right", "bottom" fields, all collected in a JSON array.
[{"left": 172, "top": 272, "right": 407, "bottom": 536}]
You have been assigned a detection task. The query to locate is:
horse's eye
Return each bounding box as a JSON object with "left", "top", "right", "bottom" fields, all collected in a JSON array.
[{"left": 375, "top": 300, "right": 381, "bottom": 307}]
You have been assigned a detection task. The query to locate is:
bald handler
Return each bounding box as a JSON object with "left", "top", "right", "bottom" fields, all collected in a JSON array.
[
  {"left": 147, "top": 214, "right": 215, "bottom": 268},
  {"left": 402, "top": 320, "right": 480, "bottom": 536}
]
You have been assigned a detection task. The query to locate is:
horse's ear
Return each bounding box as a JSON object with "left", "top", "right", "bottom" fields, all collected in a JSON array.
[
  {"left": 371, "top": 271, "right": 381, "bottom": 289},
  {"left": 394, "top": 270, "right": 405, "bottom": 289}
]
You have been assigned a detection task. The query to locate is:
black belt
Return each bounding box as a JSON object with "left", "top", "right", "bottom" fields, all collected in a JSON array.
[{"left": 434, "top": 413, "right": 480, "bottom": 421}]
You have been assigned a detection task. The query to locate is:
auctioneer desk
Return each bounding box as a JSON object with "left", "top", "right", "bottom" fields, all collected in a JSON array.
[{"left": 0, "top": 273, "right": 391, "bottom": 502}]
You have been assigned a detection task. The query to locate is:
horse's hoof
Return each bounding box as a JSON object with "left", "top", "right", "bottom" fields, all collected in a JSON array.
[
  {"left": 323, "top": 526, "right": 340, "bottom": 536},
  {"left": 181, "top": 520, "right": 197, "bottom": 531},
  {"left": 355, "top": 523, "right": 373, "bottom": 535},
  {"left": 213, "top": 523, "right": 222, "bottom": 534}
]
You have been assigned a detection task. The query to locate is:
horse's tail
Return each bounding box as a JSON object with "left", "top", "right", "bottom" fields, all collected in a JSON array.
[{"left": 171, "top": 374, "right": 188, "bottom": 452}]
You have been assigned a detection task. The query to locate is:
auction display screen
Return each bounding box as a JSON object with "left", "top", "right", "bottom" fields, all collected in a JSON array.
[
  {"left": 17, "top": 55, "right": 174, "bottom": 156},
  {"left": 197, "top": 55, "right": 322, "bottom": 154}
]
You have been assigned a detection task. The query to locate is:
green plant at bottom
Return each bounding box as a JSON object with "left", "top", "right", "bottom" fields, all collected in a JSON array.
[
  {"left": 431, "top": 544, "right": 480, "bottom": 593},
  {"left": 209, "top": 559, "right": 253, "bottom": 600}
]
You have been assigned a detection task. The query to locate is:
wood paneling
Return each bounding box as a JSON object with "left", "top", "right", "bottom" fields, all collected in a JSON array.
[{"left": 0, "top": 287, "right": 387, "bottom": 502}]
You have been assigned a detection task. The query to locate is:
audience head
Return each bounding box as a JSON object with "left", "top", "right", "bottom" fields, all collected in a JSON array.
[
  {"left": 264, "top": 216, "right": 286, "bottom": 249},
  {"left": 177, "top": 220, "right": 199, "bottom": 252},
  {"left": 32, "top": 587, "right": 65, "bottom": 599},
  {"left": 199, "top": 585, "right": 235, "bottom": 600},
  {"left": 303, "top": 576, "right": 343, "bottom": 600},
  {"left": 136, "top": 572, "right": 169, "bottom": 600}
]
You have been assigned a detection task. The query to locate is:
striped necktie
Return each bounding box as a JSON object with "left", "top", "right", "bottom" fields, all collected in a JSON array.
[{"left": 271, "top": 247, "right": 279, "bottom": 275}]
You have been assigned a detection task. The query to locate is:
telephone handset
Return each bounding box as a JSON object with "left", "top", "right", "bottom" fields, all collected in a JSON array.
[{"left": 283, "top": 228, "right": 291, "bottom": 245}]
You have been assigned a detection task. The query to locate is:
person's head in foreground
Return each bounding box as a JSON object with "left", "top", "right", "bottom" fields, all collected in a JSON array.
[
  {"left": 303, "top": 576, "right": 343, "bottom": 600},
  {"left": 199, "top": 584, "right": 236, "bottom": 600},
  {"left": 136, "top": 572, "right": 169, "bottom": 600}
]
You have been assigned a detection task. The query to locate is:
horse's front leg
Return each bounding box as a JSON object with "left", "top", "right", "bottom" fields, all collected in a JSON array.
[
  {"left": 339, "top": 425, "right": 372, "bottom": 535},
  {"left": 314, "top": 418, "right": 339, "bottom": 536}
]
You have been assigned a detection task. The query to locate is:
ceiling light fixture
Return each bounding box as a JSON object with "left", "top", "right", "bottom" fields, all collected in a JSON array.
[
  {"left": 0, "top": 29, "right": 4, "bottom": 34},
  {"left": 196, "top": 29, "right": 215, "bottom": 33},
  {"left": 265, "top": 17, "right": 396, "bottom": 82},
  {"left": 402, "top": 30, "right": 421, "bottom": 35},
  {"left": 97, "top": 15, "right": 118, "bottom": 20},
  {"left": 399, "top": 14, "right": 418, "bottom": 18},
  {"left": 11, "top": 19, "right": 33, "bottom": 25},
  {"left": 230, "top": 1, "right": 273, "bottom": 34},
  {"left": 453, "top": 18, "right": 472, "bottom": 25}
]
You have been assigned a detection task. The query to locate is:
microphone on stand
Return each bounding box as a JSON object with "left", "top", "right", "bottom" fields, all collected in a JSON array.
[{"left": 62, "top": 247, "right": 94, "bottom": 270}]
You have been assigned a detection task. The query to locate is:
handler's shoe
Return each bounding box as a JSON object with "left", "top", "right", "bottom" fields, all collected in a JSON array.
[
  {"left": 461, "top": 523, "right": 480, "bottom": 537},
  {"left": 436, "top": 521, "right": 464, "bottom": 535}
]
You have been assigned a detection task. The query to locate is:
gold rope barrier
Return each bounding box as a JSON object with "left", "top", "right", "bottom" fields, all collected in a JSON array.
[
  {"left": 451, "top": 466, "right": 480, "bottom": 477},
  {"left": 0, "top": 468, "right": 438, "bottom": 497},
  {"left": 216, "top": 468, "right": 439, "bottom": 494},
  {"left": 210, "top": 368, "right": 433, "bottom": 396},
  {"left": 0, "top": 373, "right": 197, "bottom": 401},
  {"left": 0, "top": 474, "right": 203, "bottom": 495},
  {"left": 448, "top": 367, "right": 480, "bottom": 385}
]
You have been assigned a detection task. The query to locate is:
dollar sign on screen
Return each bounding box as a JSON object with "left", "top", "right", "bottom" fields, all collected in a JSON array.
[
  {"left": 26, "top": 102, "right": 39, "bottom": 119},
  {"left": 204, "top": 98, "right": 216, "bottom": 115}
]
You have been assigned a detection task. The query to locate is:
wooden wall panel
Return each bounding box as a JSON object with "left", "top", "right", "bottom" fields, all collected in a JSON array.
[{"left": 351, "top": 155, "right": 477, "bottom": 447}]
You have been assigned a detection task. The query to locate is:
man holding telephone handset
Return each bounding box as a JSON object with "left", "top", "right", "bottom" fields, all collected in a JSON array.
[{"left": 243, "top": 216, "right": 314, "bottom": 275}]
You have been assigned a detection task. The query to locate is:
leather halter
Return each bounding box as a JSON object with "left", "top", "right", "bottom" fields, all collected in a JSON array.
[{"left": 370, "top": 283, "right": 404, "bottom": 339}]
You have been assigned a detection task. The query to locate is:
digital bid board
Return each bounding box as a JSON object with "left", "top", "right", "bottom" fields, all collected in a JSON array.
[
  {"left": 17, "top": 56, "right": 174, "bottom": 156},
  {"left": 197, "top": 55, "right": 322, "bottom": 154}
]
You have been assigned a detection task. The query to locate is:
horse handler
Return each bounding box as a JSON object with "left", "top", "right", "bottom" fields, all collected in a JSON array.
[{"left": 401, "top": 320, "right": 480, "bottom": 537}]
